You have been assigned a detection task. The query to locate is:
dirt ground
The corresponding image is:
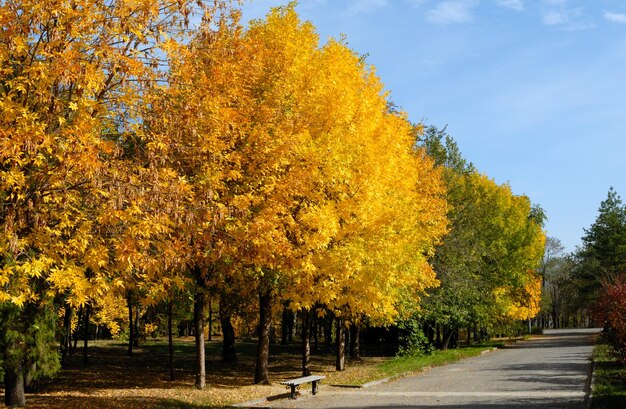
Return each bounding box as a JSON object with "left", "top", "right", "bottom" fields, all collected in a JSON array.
[{"left": 11, "top": 337, "right": 384, "bottom": 408}]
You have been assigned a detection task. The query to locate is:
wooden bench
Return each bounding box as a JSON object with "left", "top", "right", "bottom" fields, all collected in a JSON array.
[{"left": 280, "top": 375, "right": 326, "bottom": 399}]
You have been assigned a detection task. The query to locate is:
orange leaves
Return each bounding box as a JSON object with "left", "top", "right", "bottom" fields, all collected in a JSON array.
[
  {"left": 0, "top": 0, "right": 219, "bottom": 309},
  {"left": 140, "top": 3, "right": 449, "bottom": 328},
  {"left": 0, "top": 0, "right": 449, "bottom": 336}
]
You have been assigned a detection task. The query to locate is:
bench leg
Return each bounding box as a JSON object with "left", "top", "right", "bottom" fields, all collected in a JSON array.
[
  {"left": 312, "top": 380, "right": 318, "bottom": 395},
  {"left": 289, "top": 385, "right": 297, "bottom": 399}
]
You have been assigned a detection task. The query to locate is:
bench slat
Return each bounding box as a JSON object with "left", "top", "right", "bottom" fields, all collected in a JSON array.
[{"left": 280, "top": 375, "right": 325, "bottom": 386}]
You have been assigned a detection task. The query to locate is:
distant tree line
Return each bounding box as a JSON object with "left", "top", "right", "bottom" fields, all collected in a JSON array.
[{"left": 534, "top": 185, "right": 626, "bottom": 362}]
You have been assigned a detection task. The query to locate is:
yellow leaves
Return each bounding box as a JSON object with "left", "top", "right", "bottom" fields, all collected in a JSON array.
[
  {"left": 0, "top": 256, "right": 53, "bottom": 281},
  {"left": 0, "top": 1, "right": 451, "bottom": 335},
  {"left": 158, "top": 3, "right": 445, "bottom": 324},
  {"left": 26, "top": 256, "right": 51, "bottom": 278},
  {"left": 1, "top": 168, "right": 26, "bottom": 190},
  {"left": 9, "top": 294, "right": 27, "bottom": 307},
  {"left": 91, "top": 290, "right": 128, "bottom": 337},
  {"left": 0, "top": 256, "right": 51, "bottom": 306},
  {"left": 0, "top": 1, "right": 234, "bottom": 311},
  {"left": 47, "top": 263, "right": 89, "bottom": 306},
  {"left": 495, "top": 274, "right": 542, "bottom": 321},
  {"left": 10, "top": 35, "right": 28, "bottom": 56},
  {"left": 83, "top": 245, "right": 109, "bottom": 272}
]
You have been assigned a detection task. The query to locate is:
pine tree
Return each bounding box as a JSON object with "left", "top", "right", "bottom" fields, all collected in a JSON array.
[{"left": 580, "top": 187, "right": 626, "bottom": 281}]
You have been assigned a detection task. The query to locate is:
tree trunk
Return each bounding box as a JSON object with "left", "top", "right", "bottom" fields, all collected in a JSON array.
[
  {"left": 83, "top": 304, "right": 90, "bottom": 365},
  {"left": 208, "top": 301, "right": 213, "bottom": 341},
  {"left": 168, "top": 298, "right": 174, "bottom": 381},
  {"left": 24, "top": 360, "right": 36, "bottom": 392},
  {"left": 425, "top": 321, "right": 434, "bottom": 345},
  {"left": 452, "top": 328, "right": 459, "bottom": 349},
  {"left": 288, "top": 309, "right": 294, "bottom": 343},
  {"left": 301, "top": 309, "right": 311, "bottom": 376},
  {"left": 127, "top": 297, "right": 134, "bottom": 356},
  {"left": 335, "top": 318, "right": 345, "bottom": 371},
  {"left": 480, "top": 327, "right": 488, "bottom": 343},
  {"left": 349, "top": 323, "right": 361, "bottom": 359},
  {"left": 220, "top": 300, "right": 237, "bottom": 363},
  {"left": 3, "top": 352, "right": 26, "bottom": 407},
  {"left": 281, "top": 306, "right": 290, "bottom": 345},
  {"left": 442, "top": 326, "right": 454, "bottom": 350},
  {"left": 254, "top": 289, "right": 272, "bottom": 384},
  {"left": 61, "top": 305, "right": 72, "bottom": 367},
  {"left": 324, "top": 314, "right": 334, "bottom": 352},
  {"left": 345, "top": 324, "right": 350, "bottom": 357},
  {"left": 133, "top": 307, "right": 140, "bottom": 347},
  {"left": 72, "top": 307, "right": 82, "bottom": 355},
  {"left": 312, "top": 314, "right": 319, "bottom": 352},
  {"left": 194, "top": 288, "right": 207, "bottom": 389}
]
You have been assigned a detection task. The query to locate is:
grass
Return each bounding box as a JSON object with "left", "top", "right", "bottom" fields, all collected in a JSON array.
[
  {"left": 591, "top": 340, "right": 626, "bottom": 409},
  {"left": 379, "top": 342, "right": 503, "bottom": 377},
  {"left": 7, "top": 337, "right": 504, "bottom": 408},
  {"left": 323, "top": 341, "right": 504, "bottom": 386}
]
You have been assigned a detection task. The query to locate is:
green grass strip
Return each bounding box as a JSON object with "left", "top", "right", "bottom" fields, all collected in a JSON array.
[
  {"left": 378, "top": 342, "right": 504, "bottom": 378},
  {"left": 591, "top": 341, "right": 626, "bottom": 409}
]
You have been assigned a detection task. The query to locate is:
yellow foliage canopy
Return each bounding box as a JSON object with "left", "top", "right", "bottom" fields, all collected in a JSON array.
[
  {"left": 148, "top": 4, "right": 449, "bottom": 324},
  {"left": 0, "top": 0, "right": 219, "bottom": 307}
]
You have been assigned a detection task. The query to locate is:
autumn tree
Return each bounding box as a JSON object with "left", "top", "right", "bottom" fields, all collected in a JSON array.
[
  {"left": 595, "top": 278, "right": 626, "bottom": 361},
  {"left": 0, "top": 0, "right": 222, "bottom": 404},
  {"left": 261, "top": 27, "right": 450, "bottom": 374},
  {"left": 416, "top": 126, "right": 545, "bottom": 348},
  {"left": 155, "top": 3, "right": 450, "bottom": 384}
]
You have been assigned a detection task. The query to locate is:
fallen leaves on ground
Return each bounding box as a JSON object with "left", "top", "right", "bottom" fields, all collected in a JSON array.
[{"left": 12, "top": 338, "right": 390, "bottom": 408}]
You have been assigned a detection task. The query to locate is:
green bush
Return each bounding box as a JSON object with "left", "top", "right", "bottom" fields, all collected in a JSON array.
[{"left": 397, "top": 319, "right": 434, "bottom": 357}]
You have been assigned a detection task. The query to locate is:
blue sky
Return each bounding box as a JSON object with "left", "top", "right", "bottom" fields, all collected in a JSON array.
[{"left": 240, "top": 0, "right": 626, "bottom": 252}]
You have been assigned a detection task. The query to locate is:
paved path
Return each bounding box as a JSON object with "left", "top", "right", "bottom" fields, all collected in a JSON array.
[{"left": 253, "top": 328, "right": 601, "bottom": 409}]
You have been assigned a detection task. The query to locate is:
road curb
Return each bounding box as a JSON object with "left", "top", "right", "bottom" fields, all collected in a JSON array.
[
  {"left": 234, "top": 346, "right": 501, "bottom": 407},
  {"left": 359, "top": 346, "right": 499, "bottom": 388},
  {"left": 358, "top": 367, "right": 432, "bottom": 389}
]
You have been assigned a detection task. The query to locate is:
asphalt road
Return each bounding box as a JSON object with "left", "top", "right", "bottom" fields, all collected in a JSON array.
[{"left": 251, "top": 328, "right": 601, "bottom": 409}]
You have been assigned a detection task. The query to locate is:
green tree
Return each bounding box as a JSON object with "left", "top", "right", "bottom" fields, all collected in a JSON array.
[
  {"left": 416, "top": 126, "right": 545, "bottom": 348},
  {"left": 416, "top": 125, "right": 475, "bottom": 174},
  {"left": 579, "top": 187, "right": 626, "bottom": 282}
]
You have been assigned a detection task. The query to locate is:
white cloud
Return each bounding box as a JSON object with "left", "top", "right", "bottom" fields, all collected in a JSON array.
[
  {"left": 542, "top": 10, "right": 567, "bottom": 25},
  {"left": 541, "top": 0, "right": 594, "bottom": 30},
  {"left": 426, "top": 0, "right": 479, "bottom": 24},
  {"left": 495, "top": 0, "right": 524, "bottom": 12},
  {"left": 603, "top": 11, "right": 626, "bottom": 24},
  {"left": 346, "top": 0, "right": 388, "bottom": 15}
]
